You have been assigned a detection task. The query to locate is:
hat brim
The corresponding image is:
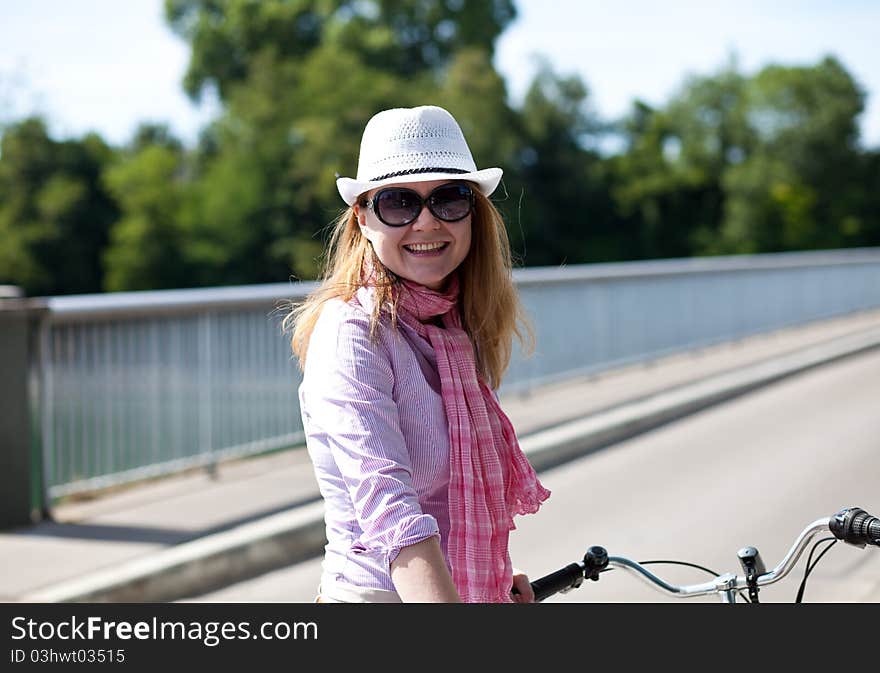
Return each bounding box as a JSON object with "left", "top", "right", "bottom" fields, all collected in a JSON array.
[{"left": 337, "top": 167, "right": 503, "bottom": 206}]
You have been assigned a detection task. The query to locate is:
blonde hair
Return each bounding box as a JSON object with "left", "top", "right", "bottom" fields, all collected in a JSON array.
[{"left": 283, "top": 187, "right": 533, "bottom": 390}]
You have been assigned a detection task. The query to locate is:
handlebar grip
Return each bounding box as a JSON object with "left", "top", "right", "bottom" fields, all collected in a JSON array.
[
  {"left": 528, "top": 563, "right": 585, "bottom": 602},
  {"left": 829, "top": 507, "right": 880, "bottom": 547}
]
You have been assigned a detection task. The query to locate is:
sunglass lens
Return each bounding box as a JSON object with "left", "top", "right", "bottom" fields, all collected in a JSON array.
[
  {"left": 375, "top": 189, "right": 420, "bottom": 226},
  {"left": 429, "top": 185, "right": 472, "bottom": 221}
]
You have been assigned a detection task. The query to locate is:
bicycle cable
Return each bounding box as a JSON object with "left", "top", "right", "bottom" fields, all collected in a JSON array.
[
  {"left": 637, "top": 560, "right": 752, "bottom": 603},
  {"left": 794, "top": 537, "right": 838, "bottom": 603}
]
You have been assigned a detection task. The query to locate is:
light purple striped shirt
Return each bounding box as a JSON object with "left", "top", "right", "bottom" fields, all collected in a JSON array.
[{"left": 299, "top": 287, "right": 451, "bottom": 592}]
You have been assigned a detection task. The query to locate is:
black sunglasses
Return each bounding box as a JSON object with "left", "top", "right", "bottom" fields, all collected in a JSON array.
[{"left": 362, "top": 183, "right": 474, "bottom": 227}]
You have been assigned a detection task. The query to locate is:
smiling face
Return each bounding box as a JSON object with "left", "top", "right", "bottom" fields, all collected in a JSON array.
[{"left": 355, "top": 180, "right": 473, "bottom": 290}]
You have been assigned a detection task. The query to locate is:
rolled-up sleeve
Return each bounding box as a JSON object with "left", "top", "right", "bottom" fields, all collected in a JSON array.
[{"left": 302, "top": 302, "right": 439, "bottom": 566}]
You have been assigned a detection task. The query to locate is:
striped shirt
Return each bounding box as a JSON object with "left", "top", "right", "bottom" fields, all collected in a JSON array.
[{"left": 299, "top": 287, "right": 451, "bottom": 593}]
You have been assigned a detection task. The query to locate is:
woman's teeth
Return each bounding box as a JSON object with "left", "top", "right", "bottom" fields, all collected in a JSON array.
[{"left": 405, "top": 242, "right": 448, "bottom": 252}]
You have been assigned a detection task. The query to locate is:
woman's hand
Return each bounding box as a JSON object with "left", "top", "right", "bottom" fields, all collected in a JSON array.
[{"left": 510, "top": 568, "right": 535, "bottom": 603}]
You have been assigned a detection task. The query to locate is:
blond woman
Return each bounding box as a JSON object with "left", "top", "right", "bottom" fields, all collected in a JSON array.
[{"left": 286, "top": 106, "right": 549, "bottom": 603}]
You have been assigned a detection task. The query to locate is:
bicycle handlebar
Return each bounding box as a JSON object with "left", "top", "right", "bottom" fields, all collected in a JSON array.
[{"left": 524, "top": 506, "right": 879, "bottom": 602}]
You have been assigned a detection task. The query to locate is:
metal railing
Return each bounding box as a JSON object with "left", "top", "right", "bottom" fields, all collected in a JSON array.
[
  {"left": 34, "top": 247, "right": 880, "bottom": 501},
  {"left": 504, "top": 248, "right": 880, "bottom": 390}
]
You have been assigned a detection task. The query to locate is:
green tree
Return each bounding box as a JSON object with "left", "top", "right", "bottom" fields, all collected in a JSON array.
[
  {"left": 102, "top": 125, "right": 190, "bottom": 291},
  {"left": 719, "top": 56, "right": 866, "bottom": 252},
  {"left": 854, "top": 149, "right": 880, "bottom": 247},
  {"left": 0, "top": 118, "right": 118, "bottom": 295},
  {"left": 165, "top": 0, "right": 516, "bottom": 101},
  {"left": 516, "top": 62, "right": 615, "bottom": 265},
  {"left": 610, "top": 55, "right": 869, "bottom": 258},
  {"left": 610, "top": 62, "right": 749, "bottom": 258}
]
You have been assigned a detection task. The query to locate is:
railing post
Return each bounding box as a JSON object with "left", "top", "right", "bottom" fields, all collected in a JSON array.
[
  {"left": 0, "top": 288, "right": 49, "bottom": 528},
  {"left": 198, "top": 312, "right": 216, "bottom": 477}
]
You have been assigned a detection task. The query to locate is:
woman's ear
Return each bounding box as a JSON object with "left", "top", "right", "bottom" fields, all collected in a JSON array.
[{"left": 354, "top": 204, "right": 366, "bottom": 230}]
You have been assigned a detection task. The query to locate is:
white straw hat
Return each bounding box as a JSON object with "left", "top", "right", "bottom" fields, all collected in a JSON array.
[{"left": 336, "top": 105, "right": 503, "bottom": 206}]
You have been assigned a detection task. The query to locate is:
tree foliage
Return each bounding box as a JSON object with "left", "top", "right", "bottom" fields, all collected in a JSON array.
[
  {"left": 165, "top": 0, "right": 516, "bottom": 100},
  {"left": 611, "top": 55, "right": 876, "bottom": 258},
  {"left": 102, "top": 126, "right": 190, "bottom": 290},
  {"left": 514, "top": 62, "right": 615, "bottom": 264},
  {"left": 0, "top": 119, "right": 118, "bottom": 295},
  {"left": 718, "top": 56, "right": 866, "bottom": 253}
]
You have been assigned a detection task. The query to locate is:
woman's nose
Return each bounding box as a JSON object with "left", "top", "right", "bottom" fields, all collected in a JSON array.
[{"left": 409, "top": 204, "right": 441, "bottom": 231}]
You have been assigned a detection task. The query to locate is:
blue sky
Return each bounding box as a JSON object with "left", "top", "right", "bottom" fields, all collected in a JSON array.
[{"left": 2, "top": 0, "right": 878, "bottom": 148}]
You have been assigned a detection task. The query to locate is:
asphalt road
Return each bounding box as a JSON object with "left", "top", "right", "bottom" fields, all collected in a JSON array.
[{"left": 184, "top": 347, "right": 880, "bottom": 603}]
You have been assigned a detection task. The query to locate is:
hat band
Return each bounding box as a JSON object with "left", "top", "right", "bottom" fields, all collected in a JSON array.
[{"left": 368, "top": 167, "right": 469, "bottom": 182}]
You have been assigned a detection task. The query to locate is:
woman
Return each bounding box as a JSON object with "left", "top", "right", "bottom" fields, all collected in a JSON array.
[{"left": 286, "top": 105, "right": 550, "bottom": 603}]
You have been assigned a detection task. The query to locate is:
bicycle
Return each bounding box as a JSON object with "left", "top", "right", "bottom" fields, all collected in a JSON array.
[{"left": 517, "top": 506, "right": 880, "bottom": 603}]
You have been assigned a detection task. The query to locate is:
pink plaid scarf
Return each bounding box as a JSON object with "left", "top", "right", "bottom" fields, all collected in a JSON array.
[{"left": 396, "top": 277, "right": 550, "bottom": 603}]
